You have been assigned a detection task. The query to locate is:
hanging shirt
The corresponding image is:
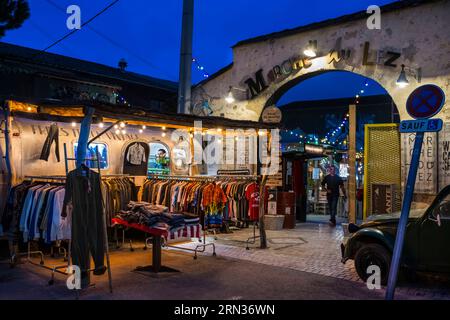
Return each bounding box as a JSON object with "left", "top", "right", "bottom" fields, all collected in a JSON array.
[
  {"left": 245, "top": 183, "right": 260, "bottom": 221},
  {"left": 126, "top": 143, "right": 147, "bottom": 165}
]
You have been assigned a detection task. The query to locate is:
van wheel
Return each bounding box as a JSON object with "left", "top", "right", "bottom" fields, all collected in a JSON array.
[{"left": 354, "top": 243, "right": 391, "bottom": 285}]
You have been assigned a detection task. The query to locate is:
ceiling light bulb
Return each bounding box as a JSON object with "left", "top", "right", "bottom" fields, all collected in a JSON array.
[
  {"left": 162, "top": 132, "right": 166, "bottom": 137},
  {"left": 27, "top": 107, "right": 32, "bottom": 111},
  {"left": 114, "top": 124, "right": 119, "bottom": 129},
  {"left": 303, "top": 49, "right": 316, "bottom": 57},
  {"left": 99, "top": 123, "right": 104, "bottom": 128},
  {"left": 162, "top": 126, "right": 166, "bottom": 130},
  {"left": 303, "top": 41, "right": 317, "bottom": 57},
  {"left": 142, "top": 125, "right": 147, "bottom": 130},
  {"left": 120, "top": 122, "right": 126, "bottom": 128},
  {"left": 115, "top": 129, "right": 120, "bottom": 135},
  {"left": 225, "top": 92, "right": 235, "bottom": 104},
  {"left": 396, "top": 64, "right": 409, "bottom": 88},
  {"left": 71, "top": 122, "right": 76, "bottom": 127},
  {"left": 121, "top": 130, "right": 126, "bottom": 135},
  {"left": 217, "top": 128, "right": 222, "bottom": 133},
  {"left": 139, "top": 129, "right": 143, "bottom": 134},
  {"left": 225, "top": 86, "right": 235, "bottom": 104}
]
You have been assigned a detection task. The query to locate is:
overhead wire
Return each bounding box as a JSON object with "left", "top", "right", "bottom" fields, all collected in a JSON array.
[
  {"left": 40, "top": 0, "right": 121, "bottom": 53},
  {"left": 43, "top": 0, "right": 177, "bottom": 80}
]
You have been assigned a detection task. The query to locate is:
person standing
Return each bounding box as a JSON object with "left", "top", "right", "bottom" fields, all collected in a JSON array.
[{"left": 321, "top": 165, "right": 346, "bottom": 226}]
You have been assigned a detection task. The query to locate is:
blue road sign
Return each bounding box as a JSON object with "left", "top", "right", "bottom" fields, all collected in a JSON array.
[
  {"left": 406, "top": 84, "right": 445, "bottom": 119},
  {"left": 387, "top": 84, "right": 446, "bottom": 300},
  {"left": 399, "top": 118, "right": 443, "bottom": 133}
]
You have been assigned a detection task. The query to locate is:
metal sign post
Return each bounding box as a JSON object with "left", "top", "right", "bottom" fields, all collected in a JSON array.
[{"left": 386, "top": 84, "right": 445, "bottom": 300}]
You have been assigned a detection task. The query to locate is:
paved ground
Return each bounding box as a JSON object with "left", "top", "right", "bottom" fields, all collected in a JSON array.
[
  {"left": 1, "top": 219, "right": 449, "bottom": 300},
  {"left": 0, "top": 247, "right": 387, "bottom": 300},
  {"left": 172, "top": 220, "right": 450, "bottom": 299}
]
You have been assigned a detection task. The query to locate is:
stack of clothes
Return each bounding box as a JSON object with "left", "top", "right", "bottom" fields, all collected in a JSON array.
[{"left": 115, "top": 201, "right": 197, "bottom": 231}]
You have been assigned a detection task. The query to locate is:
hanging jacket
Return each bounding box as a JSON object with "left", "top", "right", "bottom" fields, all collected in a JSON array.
[{"left": 39, "top": 124, "right": 60, "bottom": 162}]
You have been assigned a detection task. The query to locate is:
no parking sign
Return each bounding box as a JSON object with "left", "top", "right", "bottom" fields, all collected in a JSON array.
[
  {"left": 406, "top": 84, "right": 445, "bottom": 119},
  {"left": 387, "top": 84, "right": 446, "bottom": 300}
]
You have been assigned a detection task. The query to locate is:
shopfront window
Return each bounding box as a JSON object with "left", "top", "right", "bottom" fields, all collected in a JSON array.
[
  {"left": 73, "top": 142, "right": 109, "bottom": 169},
  {"left": 148, "top": 142, "right": 170, "bottom": 175}
]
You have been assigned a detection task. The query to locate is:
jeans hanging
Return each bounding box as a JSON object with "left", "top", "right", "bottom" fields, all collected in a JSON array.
[{"left": 39, "top": 124, "right": 60, "bottom": 162}]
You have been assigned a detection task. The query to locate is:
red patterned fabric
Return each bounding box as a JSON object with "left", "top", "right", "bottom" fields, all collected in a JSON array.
[{"left": 111, "top": 218, "right": 201, "bottom": 240}]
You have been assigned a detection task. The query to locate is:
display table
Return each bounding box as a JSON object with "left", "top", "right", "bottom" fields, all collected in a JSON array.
[{"left": 111, "top": 218, "right": 202, "bottom": 273}]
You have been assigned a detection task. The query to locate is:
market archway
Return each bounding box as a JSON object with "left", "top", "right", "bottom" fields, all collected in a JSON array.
[
  {"left": 192, "top": 0, "right": 449, "bottom": 122},
  {"left": 272, "top": 70, "right": 401, "bottom": 222}
]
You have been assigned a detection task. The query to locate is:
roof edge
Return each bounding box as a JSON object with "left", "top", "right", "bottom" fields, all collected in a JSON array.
[{"left": 232, "top": 0, "right": 442, "bottom": 48}]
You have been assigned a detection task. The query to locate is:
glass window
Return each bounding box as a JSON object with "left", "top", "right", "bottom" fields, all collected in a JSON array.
[
  {"left": 433, "top": 193, "right": 450, "bottom": 219},
  {"left": 73, "top": 142, "right": 109, "bottom": 169},
  {"left": 148, "top": 142, "right": 170, "bottom": 175}
]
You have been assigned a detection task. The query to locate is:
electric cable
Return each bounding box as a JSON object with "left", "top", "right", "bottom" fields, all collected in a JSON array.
[
  {"left": 43, "top": 0, "right": 177, "bottom": 80},
  {"left": 37, "top": 0, "right": 121, "bottom": 54}
]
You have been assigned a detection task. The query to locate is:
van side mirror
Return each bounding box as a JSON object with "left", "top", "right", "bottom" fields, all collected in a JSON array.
[{"left": 430, "top": 205, "right": 444, "bottom": 227}]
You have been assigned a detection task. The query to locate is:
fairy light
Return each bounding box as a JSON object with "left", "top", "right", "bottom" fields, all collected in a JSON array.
[
  {"left": 192, "top": 57, "right": 210, "bottom": 78},
  {"left": 71, "top": 122, "right": 76, "bottom": 127},
  {"left": 99, "top": 123, "right": 104, "bottom": 128},
  {"left": 121, "top": 129, "right": 126, "bottom": 135},
  {"left": 142, "top": 125, "right": 147, "bottom": 130},
  {"left": 114, "top": 124, "right": 119, "bottom": 129},
  {"left": 120, "top": 122, "right": 126, "bottom": 128},
  {"left": 139, "top": 129, "right": 143, "bottom": 134},
  {"left": 161, "top": 132, "right": 166, "bottom": 137},
  {"left": 115, "top": 129, "right": 120, "bottom": 135}
]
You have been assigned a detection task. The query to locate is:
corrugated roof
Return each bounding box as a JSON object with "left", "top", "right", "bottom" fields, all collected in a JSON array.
[{"left": 0, "top": 42, "right": 178, "bottom": 91}]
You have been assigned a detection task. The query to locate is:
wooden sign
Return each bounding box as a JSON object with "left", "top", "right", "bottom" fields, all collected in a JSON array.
[{"left": 261, "top": 106, "right": 282, "bottom": 123}]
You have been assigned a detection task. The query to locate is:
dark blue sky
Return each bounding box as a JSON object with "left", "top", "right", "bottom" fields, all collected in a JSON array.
[{"left": 3, "top": 0, "right": 395, "bottom": 100}]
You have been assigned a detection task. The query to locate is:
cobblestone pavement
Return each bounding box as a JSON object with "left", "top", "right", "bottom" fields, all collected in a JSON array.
[{"left": 170, "top": 222, "right": 450, "bottom": 299}]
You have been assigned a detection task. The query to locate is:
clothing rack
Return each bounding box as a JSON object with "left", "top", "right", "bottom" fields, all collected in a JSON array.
[
  {"left": 141, "top": 174, "right": 260, "bottom": 256},
  {"left": 147, "top": 174, "right": 259, "bottom": 181},
  {"left": 217, "top": 169, "right": 251, "bottom": 176},
  {"left": 63, "top": 142, "right": 113, "bottom": 295},
  {"left": 133, "top": 174, "right": 216, "bottom": 259},
  {"left": 10, "top": 175, "right": 70, "bottom": 286}
]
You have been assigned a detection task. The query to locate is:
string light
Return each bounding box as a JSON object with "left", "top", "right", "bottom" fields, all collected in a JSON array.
[
  {"left": 121, "top": 129, "right": 126, "bottom": 135},
  {"left": 139, "top": 129, "right": 143, "bottom": 133},
  {"left": 71, "top": 122, "right": 76, "bottom": 127},
  {"left": 142, "top": 125, "right": 147, "bottom": 130},
  {"left": 161, "top": 132, "right": 166, "bottom": 137},
  {"left": 192, "top": 57, "right": 210, "bottom": 78},
  {"left": 113, "top": 91, "right": 132, "bottom": 107},
  {"left": 115, "top": 129, "right": 120, "bottom": 135},
  {"left": 120, "top": 122, "right": 126, "bottom": 128},
  {"left": 99, "top": 123, "right": 104, "bottom": 128}
]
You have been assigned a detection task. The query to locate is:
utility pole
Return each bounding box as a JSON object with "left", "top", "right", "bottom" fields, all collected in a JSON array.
[{"left": 177, "top": 0, "right": 194, "bottom": 114}]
